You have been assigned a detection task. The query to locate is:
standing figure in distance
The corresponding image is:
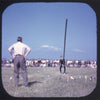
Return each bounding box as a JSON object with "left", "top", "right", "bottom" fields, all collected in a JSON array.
[
  {"left": 59, "top": 56, "right": 66, "bottom": 74},
  {"left": 8, "top": 37, "right": 31, "bottom": 87}
]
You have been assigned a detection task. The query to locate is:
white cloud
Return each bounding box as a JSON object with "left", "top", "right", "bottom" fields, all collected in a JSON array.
[
  {"left": 72, "top": 49, "right": 85, "bottom": 53},
  {"left": 41, "top": 45, "right": 61, "bottom": 51},
  {"left": 41, "top": 45, "right": 49, "bottom": 48}
]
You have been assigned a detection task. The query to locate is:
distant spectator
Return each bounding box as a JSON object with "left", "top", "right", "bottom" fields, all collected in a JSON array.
[
  {"left": 59, "top": 56, "right": 66, "bottom": 74},
  {"left": 38, "top": 59, "right": 41, "bottom": 67}
]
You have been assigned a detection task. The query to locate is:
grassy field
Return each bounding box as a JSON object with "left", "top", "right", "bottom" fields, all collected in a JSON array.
[{"left": 1, "top": 66, "right": 97, "bottom": 97}]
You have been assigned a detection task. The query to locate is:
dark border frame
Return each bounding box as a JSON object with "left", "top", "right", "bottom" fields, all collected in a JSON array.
[{"left": 0, "top": 0, "right": 100, "bottom": 100}]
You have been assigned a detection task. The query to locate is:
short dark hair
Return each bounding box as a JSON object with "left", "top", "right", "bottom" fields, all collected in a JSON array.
[
  {"left": 60, "top": 56, "right": 63, "bottom": 58},
  {"left": 17, "top": 37, "right": 22, "bottom": 42}
]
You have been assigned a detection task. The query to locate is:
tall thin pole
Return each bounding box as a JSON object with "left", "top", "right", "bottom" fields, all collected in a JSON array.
[{"left": 63, "top": 19, "right": 68, "bottom": 59}]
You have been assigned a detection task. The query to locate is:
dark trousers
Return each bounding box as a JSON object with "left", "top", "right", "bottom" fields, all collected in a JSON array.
[
  {"left": 60, "top": 64, "right": 66, "bottom": 73},
  {"left": 14, "top": 56, "right": 28, "bottom": 86}
]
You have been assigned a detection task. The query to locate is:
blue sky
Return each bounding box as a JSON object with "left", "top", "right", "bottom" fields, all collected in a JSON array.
[{"left": 2, "top": 2, "right": 97, "bottom": 60}]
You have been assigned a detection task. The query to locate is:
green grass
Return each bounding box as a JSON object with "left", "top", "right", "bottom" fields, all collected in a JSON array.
[{"left": 2, "top": 67, "right": 97, "bottom": 97}]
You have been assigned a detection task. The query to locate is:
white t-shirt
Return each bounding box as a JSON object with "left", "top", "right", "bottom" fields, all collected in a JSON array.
[{"left": 8, "top": 42, "right": 31, "bottom": 55}]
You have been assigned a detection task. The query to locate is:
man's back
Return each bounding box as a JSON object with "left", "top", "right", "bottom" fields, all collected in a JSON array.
[{"left": 8, "top": 41, "right": 30, "bottom": 55}]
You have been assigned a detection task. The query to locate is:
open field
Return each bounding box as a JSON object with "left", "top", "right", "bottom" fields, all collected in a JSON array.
[{"left": 2, "top": 66, "right": 97, "bottom": 97}]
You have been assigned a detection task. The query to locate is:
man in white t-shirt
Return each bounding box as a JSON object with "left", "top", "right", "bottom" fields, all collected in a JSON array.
[{"left": 8, "top": 37, "right": 31, "bottom": 87}]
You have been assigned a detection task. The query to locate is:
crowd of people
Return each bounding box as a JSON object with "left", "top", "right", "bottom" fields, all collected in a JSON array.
[
  {"left": 24, "top": 59, "right": 97, "bottom": 68},
  {"left": 2, "top": 58, "right": 97, "bottom": 68}
]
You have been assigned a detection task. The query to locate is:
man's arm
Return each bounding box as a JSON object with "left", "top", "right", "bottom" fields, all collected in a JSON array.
[
  {"left": 63, "top": 59, "right": 65, "bottom": 65},
  {"left": 24, "top": 49, "right": 31, "bottom": 58},
  {"left": 8, "top": 49, "right": 16, "bottom": 58}
]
